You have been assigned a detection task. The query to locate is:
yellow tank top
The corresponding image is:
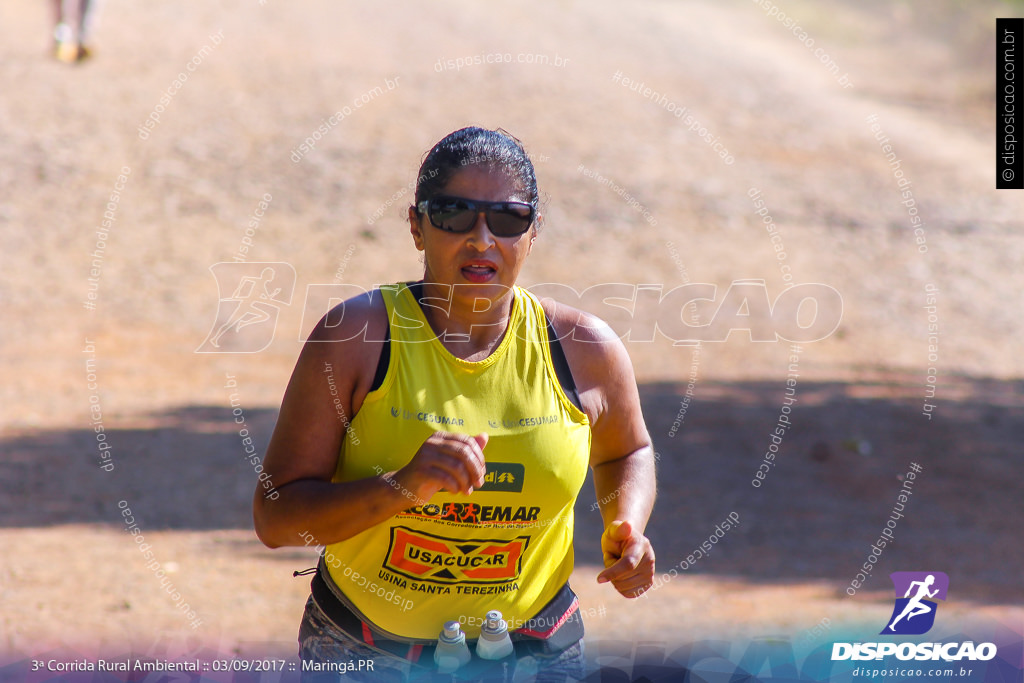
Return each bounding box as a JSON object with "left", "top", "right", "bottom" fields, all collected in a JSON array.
[{"left": 325, "top": 282, "right": 591, "bottom": 640}]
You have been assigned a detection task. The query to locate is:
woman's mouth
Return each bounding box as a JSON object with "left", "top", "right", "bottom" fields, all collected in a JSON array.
[{"left": 460, "top": 263, "right": 497, "bottom": 283}]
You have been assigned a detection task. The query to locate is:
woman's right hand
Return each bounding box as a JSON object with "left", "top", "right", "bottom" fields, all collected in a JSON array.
[{"left": 393, "top": 432, "right": 489, "bottom": 503}]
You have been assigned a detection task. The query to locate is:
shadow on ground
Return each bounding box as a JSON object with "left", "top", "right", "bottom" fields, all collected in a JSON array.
[{"left": 2, "top": 375, "right": 1021, "bottom": 603}]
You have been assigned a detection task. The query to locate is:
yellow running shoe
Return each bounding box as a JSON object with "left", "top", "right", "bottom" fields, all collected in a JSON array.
[{"left": 54, "top": 41, "right": 80, "bottom": 63}]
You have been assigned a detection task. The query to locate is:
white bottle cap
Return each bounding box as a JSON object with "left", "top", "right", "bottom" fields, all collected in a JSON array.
[
  {"left": 442, "top": 621, "right": 462, "bottom": 640},
  {"left": 483, "top": 611, "right": 507, "bottom": 634},
  {"left": 476, "top": 610, "right": 514, "bottom": 660}
]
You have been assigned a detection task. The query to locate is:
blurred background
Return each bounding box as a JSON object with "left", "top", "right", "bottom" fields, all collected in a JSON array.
[{"left": 1, "top": 0, "right": 1022, "bottom": 671}]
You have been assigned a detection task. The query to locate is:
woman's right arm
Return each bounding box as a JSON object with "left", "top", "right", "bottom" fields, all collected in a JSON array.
[{"left": 253, "top": 292, "right": 487, "bottom": 549}]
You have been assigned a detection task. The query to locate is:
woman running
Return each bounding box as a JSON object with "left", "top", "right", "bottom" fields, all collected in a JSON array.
[{"left": 254, "top": 127, "right": 656, "bottom": 682}]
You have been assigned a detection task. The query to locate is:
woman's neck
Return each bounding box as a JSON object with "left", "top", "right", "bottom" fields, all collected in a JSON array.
[{"left": 415, "top": 280, "right": 515, "bottom": 361}]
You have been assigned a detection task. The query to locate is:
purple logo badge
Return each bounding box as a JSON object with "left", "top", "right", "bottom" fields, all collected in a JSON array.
[{"left": 881, "top": 572, "right": 949, "bottom": 635}]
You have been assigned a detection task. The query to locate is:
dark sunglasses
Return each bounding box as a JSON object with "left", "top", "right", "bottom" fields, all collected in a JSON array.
[{"left": 417, "top": 195, "right": 535, "bottom": 237}]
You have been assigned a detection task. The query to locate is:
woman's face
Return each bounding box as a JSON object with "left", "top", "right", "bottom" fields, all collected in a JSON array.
[{"left": 409, "top": 164, "right": 536, "bottom": 307}]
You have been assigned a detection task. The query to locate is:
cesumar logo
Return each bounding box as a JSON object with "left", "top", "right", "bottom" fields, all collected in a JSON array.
[{"left": 832, "top": 572, "right": 997, "bottom": 663}]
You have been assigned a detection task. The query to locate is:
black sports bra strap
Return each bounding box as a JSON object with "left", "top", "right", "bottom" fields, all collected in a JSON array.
[
  {"left": 546, "top": 317, "right": 583, "bottom": 412},
  {"left": 368, "top": 324, "right": 390, "bottom": 392},
  {"left": 368, "top": 282, "right": 420, "bottom": 393}
]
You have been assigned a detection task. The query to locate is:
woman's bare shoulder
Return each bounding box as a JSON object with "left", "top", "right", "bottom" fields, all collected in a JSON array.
[
  {"left": 539, "top": 296, "right": 620, "bottom": 348},
  {"left": 306, "top": 287, "right": 390, "bottom": 344},
  {"left": 298, "top": 288, "right": 392, "bottom": 403}
]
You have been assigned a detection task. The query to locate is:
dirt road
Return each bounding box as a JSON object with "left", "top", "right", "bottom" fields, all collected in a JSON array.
[{"left": 1, "top": 0, "right": 1021, "bottom": 671}]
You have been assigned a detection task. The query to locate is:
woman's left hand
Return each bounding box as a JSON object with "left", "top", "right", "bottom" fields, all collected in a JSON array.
[{"left": 596, "top": 520, "right": 655, "bottom": 598}]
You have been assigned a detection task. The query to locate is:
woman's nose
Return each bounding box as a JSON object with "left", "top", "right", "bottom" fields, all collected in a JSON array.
[{"left": 466, "top": 211, "right": 496, "bottom": 248}]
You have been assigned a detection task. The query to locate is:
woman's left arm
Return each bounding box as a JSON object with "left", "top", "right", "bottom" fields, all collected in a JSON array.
[{"left": 554, "top": 305, "right": 657, "bottom": 598}]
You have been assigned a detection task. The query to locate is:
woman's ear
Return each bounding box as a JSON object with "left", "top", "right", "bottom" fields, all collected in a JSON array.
[
  {"left": 409, "top": 206, "right": 425, "bottom": 251},
  {"left": 528, "top": 213, "right": 542, "bottom": 252}
]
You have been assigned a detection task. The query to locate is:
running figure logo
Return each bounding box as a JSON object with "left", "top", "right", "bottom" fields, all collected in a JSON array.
[
  {"left": 881, "top": 571, "right": 949, "bottom": 635},
  {"left": 196, "top": 263, "right": 295, "bottom": 353}
]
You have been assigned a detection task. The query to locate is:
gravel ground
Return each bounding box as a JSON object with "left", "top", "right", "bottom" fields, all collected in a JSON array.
[{"left": 1, "top": 0, "right": 1021, "bottom": 671}]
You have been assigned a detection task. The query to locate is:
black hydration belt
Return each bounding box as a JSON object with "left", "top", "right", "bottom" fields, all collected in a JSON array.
[
  {"left": 310, "top": 567, "right": 432, "bottom": 663},
  {"left": 308, "top": 563, "right": 584, "bottom": 667}
]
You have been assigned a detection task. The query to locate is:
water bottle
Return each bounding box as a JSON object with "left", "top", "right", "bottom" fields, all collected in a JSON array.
[
  {"left": 475, "top": 610, "right": 514, "bottom": 660},
  {"left": 434, "top": 620, "right": 472, "bottom": 673}
]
